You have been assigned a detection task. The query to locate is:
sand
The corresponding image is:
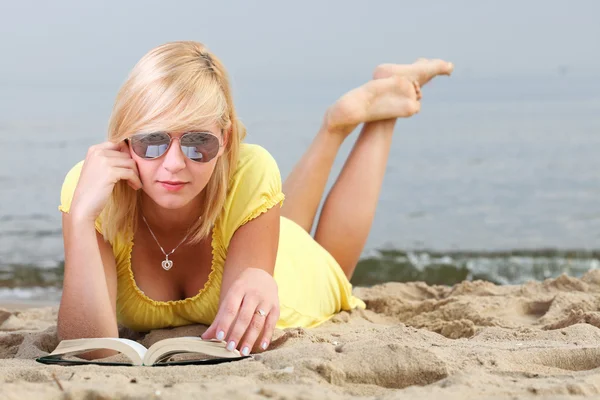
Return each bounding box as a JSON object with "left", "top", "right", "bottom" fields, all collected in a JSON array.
[{"left": 2, "top": 271, "right": 600, "bottom": 399}]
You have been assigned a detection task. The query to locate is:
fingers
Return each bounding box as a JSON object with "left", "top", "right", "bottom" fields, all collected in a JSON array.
[
  {"left": 224, "top": 297, "right": 261, "bottom": 355},
  {"left": 237, "top": 304, "right": 271, "bottom": 355},
  {"left": 115, "top": 140, "right": 142, "bottom": 190},
  {"left": 105, "top": 155, "right": 142, "bottom": 190},
  {"left": 104, "top": 150, "right": 133, "bottom": 159},
  {"left": 113, "top": 167, "right": 142, "bottom": 190},
  {"left": 201, "top": 289, "right": 278, "bottom": 357},
  {"left": 88, "top": 140, "right": 123, "bottom": 154},
  {"left": 87, "top": 141, "right": 134, "bottom": 162},
  {"left": 95, "top": 143, "right": 142, "bottom": 190},
  {"left": 72, "top": 139, "right": 139, "bottom": 221},
  {"left": 200, "top": 319, "right": 220, "bottom": 341},
  {"left": 107, "top": 157, "right": 137, "bottom": 169},
  {"left": 201, "top": 290, "right": 244, "bottom": 343},
  {"left": 255, "top": 307, "right": 279, "bottom": 352}
]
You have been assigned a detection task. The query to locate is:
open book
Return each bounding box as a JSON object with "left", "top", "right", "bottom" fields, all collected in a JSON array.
[{"left": 36, "top": 337, "right": 250, "bottom": 367}]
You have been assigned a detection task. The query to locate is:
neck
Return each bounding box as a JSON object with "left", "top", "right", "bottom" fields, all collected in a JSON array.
[{"left": 138, "top": 193, "right": 203, "bottom": 236}]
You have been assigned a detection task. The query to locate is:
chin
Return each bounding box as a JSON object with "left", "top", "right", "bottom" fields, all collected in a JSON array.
[
  {"left": 142, "top": 183, "right": 205, "bottom": 210},
  {"left": 155, "top": 196, "right": 195, "bottom": 210}
]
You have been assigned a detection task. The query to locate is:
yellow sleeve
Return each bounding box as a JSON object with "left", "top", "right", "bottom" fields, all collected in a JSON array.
[
  {"left": 221, "top": 144, "right": 285, "bottom": 246},
  {"left": 58, "top": 160, "right": 103, "bottom": 233},
  {"left": 58, "top": 160, "right": 85, "bottom": 214}
]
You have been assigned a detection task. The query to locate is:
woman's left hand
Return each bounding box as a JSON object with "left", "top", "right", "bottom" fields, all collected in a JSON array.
[{"left": 201, "top": 267, "right": 280, "bottom": 356}]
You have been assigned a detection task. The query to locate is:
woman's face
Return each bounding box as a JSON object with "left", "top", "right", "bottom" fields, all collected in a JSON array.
[{"left": 128, "top": 123, "right": 225, "bottom": 210}]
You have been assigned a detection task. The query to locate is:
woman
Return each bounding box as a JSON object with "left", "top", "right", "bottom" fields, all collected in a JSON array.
[{"left": 57, "top": 41, "right": 453, "bottom": 358}]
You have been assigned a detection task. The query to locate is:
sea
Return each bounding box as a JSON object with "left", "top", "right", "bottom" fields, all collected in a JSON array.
[{"left": 1, "top": 73, "right": 599, "bottom": 303}]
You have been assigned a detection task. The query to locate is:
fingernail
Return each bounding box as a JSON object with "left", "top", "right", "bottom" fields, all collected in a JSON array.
[
  {"left": 216, "top": 330, "right": 225, "bottom": 341},
  {"left": 261, "top": 341, "right": 268, "bottom": 350},
  {"left": 226, "top": 341, "right": 235, "bottom": 351},
  {"left": 241, "top": 346, "right": 250, "bottom": 356}
]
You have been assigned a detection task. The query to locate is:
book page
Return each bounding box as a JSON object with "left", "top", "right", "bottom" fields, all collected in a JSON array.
[
  {"left": 49, "top": 337, "right": 148, "bottom": 366},
  {"left": 145, "top": 337, "right": 242, "bottom": 365}
]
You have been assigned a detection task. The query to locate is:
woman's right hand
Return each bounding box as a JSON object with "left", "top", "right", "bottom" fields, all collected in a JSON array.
[{"left": 69, "top": 141, "right": 142, "bottom": 222}]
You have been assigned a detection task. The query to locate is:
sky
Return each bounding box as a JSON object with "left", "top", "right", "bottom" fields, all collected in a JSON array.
[
  {"left": 0, "top": 0, "right": 598, "bottom": 256},
  {"left": 1, "top": 0, "right": 599, "bottom": 90}
]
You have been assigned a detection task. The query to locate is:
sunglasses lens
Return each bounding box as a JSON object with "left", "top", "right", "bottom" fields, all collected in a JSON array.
[
  {"left": 180, "top": 132, "right": 220, "bottom": 162},
  {"left": 129, "top": 132, "right": 220, "bottom": 162},
  {"left": 131, "top": 132, "right": 171, "bottom": 159}
]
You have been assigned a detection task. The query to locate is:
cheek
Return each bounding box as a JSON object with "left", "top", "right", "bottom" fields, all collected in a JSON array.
[
  {"left": 190, "top": 163, "right": 218, "bottom": 191},
  {"left": 133, "top": 160, "right": 155, "bottom": 185}
]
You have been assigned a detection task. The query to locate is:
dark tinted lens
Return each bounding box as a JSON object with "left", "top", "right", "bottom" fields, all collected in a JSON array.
[
  {"left": 130, "top": 132, "right": 171, "bottom": 159},
  {"left": 180, "top": 132, "right": 220, "bottom": 162}
]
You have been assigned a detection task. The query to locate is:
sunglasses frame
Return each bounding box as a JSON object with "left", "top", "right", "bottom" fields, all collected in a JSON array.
[{"left": 125, "top": 130, "right": 224, "bottom": 163}]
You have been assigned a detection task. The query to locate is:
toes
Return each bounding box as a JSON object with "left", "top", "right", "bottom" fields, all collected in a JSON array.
[
  {"left": 407, "top": 99, "right": 421, "bottom": 116},
  {"left": 373, "top": 59, "right": 454, "bottom": 87},
  {"left": 410, "top": 59, "right": 454, "bottom": 86},
  {"left": 388, "top": 76, "right": 421, "bottom": 102},
  {"left": 432, "top": 59, "right": 454, "bottom": 76},
  {"left": 412, "top": 80, "right": 422, "bottom": 101},
  {"left": 421, "top": 58, "right": 454, "bottom": 76}
]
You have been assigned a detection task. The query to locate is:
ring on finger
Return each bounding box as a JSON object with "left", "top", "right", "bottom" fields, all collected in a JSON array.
[{"left": 255, "top": 308, "right": 267, "bottom": 317}]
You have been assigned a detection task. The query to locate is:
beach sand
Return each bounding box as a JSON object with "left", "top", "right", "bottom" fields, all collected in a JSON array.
[{"left": 2, "top": 271, "right": 600, "bottom": 399}]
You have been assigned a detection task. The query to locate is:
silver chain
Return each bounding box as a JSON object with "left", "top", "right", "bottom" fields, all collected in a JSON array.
[{"left": 141, "top": 213, "right": 196, "bottom": 271}]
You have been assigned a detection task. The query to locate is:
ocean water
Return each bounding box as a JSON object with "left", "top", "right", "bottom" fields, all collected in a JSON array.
[{"left": 0, "top": 75, "right": 599, "bottom": 302}]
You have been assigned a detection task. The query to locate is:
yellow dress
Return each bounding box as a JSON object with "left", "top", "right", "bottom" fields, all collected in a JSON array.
[{"left": 59, "top": 143, "right": 365, "bottom": 332}]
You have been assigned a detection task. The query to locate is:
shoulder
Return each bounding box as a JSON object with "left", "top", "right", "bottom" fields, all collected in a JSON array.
[
  {"left": 220, "top": 143, "right": 284, "bottom": 239},
  {"left": 228, "top": 143, "right": 281, "bottom": 190},
  {"left": 59, "top": 160, "right": 85, "bottom": 213},
  {"left": 231, "top": 143, "right": 280, "bottom": 179},
  {"left": 64, "top": 160, "right": 85, "bottom": 182}
]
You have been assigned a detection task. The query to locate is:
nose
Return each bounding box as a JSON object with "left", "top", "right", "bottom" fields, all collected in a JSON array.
[{"left": 161, "top": 137, "right": 186, "bottom": 173}]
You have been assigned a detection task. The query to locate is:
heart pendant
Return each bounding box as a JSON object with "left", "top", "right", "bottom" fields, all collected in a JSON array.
[{"left": 161, "top": 259, "right": 174, "bottom": 271}]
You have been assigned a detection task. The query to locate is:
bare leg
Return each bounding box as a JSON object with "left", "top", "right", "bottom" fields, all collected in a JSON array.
[
  {"left": 281, "top": 126, "right": 345, "bottom": 232},
  {"left": 314, "top": 118, "right": 396, "bottom": 278},
  {"left": 282, "top": 59, "right": 453, "bottom": 277},
  {"left": 282, "top": 73, "right": 423, "bottom": 232}
]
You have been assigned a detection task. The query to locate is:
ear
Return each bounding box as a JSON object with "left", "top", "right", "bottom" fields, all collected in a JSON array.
[
  {"left": 119, "top": 139, "right": 130, "bottom": 153},
  {"left": 120, "top": 138, "right": 135, "bottom": 158},
  {"left": 222, "top": 127, "right": 230, "bottom": 148},
  {"left": 217, "top": 127, "right": 230, "bottom": 157}
]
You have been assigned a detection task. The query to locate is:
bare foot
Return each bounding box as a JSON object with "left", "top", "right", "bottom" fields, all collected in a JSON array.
[
  {"left": 324, "top": 76, "right": 421, "bottom": 136},
  {"left": 324, "top": 58, "right": 453, "bottom": 137},
  {"left": 373, "top": 58, "right": 454, "bottom": 85}
]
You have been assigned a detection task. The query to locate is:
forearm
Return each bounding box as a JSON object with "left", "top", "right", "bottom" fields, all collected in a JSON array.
[
  {"left": 58, "top": 218, "right": 118, "bottom": 340},
  {"left": 220, "top": 209, "right": 280, "bottom": 303}
]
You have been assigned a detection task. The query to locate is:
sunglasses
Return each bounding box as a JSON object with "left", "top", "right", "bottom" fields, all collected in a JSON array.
[{"left": 127, "top": 131, "right": 222, "bottom": 163}]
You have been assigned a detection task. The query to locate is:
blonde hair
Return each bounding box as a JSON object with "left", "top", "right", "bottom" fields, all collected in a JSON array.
[{"left": 100, "top": 41, "right": 245, "bottom": 244}]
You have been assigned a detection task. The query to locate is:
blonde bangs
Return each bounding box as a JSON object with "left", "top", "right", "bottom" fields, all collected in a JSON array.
[{"left": 111, "top": 62, "right": 228, "bottom": 139}]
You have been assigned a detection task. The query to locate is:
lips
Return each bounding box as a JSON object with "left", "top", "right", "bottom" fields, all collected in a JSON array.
[
  {"left": 158, "top": 180, "right": 188, "bottom": 192},
  {"left": 159, "top": 181, "right": 187, "bottom": 185}
]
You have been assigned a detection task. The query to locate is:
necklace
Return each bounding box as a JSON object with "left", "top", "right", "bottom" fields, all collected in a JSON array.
[{"left": 141, "top": 214, "right": 196, "bottom": 271}]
